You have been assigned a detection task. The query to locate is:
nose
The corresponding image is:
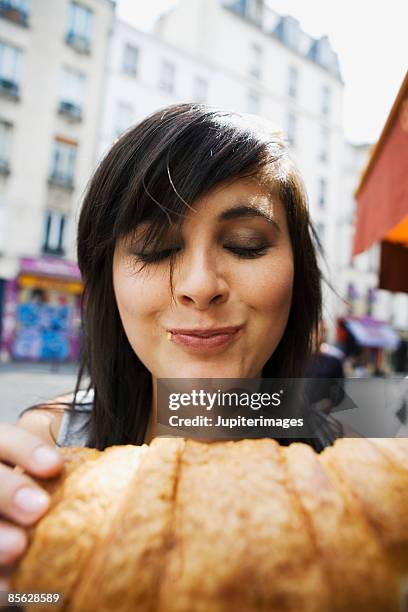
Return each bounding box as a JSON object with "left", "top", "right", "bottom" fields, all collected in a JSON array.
[{"left": 172, "top": 247, "right": 229, "bottom": 310}]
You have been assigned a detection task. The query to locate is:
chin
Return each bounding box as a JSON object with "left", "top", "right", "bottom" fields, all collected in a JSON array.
[{"left": 164, "top": 362, "right": 249, "bottom": 380}]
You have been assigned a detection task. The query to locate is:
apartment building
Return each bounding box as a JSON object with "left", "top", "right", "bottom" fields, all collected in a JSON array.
[{"left": 0, "top": 0, "right": 114, "bottom": 361}]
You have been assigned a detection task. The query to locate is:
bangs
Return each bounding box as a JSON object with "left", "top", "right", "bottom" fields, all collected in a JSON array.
[{"left": 111, "top": 105, "right": 288, "bottom": 259}]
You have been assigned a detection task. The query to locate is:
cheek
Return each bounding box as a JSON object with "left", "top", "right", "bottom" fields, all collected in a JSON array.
[
  {"left": 241, "top": 255, "right": 294, "bottom": 318},
  {"left": 112, "top": 264, "right": 168, "bottom": 340}
]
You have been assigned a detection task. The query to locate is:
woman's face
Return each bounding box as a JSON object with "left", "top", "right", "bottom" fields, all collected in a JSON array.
[{"left": 113, "top": 178, "right": 294, "bottom": 379}]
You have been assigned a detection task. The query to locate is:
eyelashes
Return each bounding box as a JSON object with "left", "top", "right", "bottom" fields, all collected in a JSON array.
[{"left": 133, "top": 245, "right": 270, "bottom": 264}]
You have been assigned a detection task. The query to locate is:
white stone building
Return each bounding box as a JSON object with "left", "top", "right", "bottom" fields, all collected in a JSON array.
[
  {"left": 0, "top": 0, "right": 114, "bottom": 361},
  {"left": 0, "top": 0, "right": 114, "bottom": 267},
  {"left": 97, "top": 18, "right": 217, "bottom": 160}
]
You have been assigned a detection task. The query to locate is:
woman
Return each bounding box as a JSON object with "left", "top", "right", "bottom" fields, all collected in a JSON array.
[{"left": 0, "top": 103, "right": 335, "bottom": 583}]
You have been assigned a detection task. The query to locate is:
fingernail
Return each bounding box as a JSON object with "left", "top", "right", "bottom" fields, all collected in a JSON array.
[
  {"left": 33, "top": 445, "right": 60, "bottom": 467},
  {"left": 0, "top": 577, "right": 10, "bottom": 591},
  {"left": 14, "top": 487, "right": 49, "bottom": 514}
]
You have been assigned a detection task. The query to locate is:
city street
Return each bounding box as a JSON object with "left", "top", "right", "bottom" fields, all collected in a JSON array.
[{"left": 0, "top": 362, "right": 86, "bottom": 424}]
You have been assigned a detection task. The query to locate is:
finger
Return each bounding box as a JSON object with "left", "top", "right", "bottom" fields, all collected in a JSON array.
[
  {"left": 0, "top": 424, "right": 63, "bottom": 477},
  {"left": 0, "top": 576, "right": 10, "bottom": 593},
  {"left": 0, "top": 463, "right": 50, "bottom": 526},
  {"left": 0, "top": 521, "right": 27, "bottom": 566}
]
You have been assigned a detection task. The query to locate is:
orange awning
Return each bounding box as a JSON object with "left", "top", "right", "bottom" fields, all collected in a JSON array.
[
  {"left": 353, "top": 71, "right": 408, "bottom": 292},
  {"left": 384, "top": 215, "right": 408, "bottom": 246}
]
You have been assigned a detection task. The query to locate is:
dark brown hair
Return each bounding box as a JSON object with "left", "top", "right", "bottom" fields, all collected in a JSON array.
[{"left": 30, "top": 104, "right": 323, "bottom": 449}]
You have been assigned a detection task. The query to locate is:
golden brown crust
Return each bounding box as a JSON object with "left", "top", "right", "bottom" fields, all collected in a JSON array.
[
  {"left": 157, "top": 439, "right": 329, "bottom": 612},
  {"left": 322, "top": 438, "right": 408, "bottom": 573},
  {"left": 9, "top": 438, "right": 408, "bottom": 612},
  {"left": 12, "top": 446, "right": 147, "bottom": 612},
  {"left": 287, "top": 442, "right": 398, "bottom": 611},
  {"left": 70, "top": 437, "right": 185, "bottom": 612},
  {"left": 367, "top": 438, "right": 408, "bottom": 471}
]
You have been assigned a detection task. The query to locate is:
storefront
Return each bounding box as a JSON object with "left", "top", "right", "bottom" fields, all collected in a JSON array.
[
  {"left": 336, "top": 316, "right": 400, "bottom": 375},
  {"left": 0, "top": 256, "right": 83, "bottom": 362}
]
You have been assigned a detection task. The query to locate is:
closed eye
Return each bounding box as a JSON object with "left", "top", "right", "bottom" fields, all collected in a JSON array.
[
  {"left": 227, "top": 246, "right": 269, "bottom": 259},
  {"left": 133, "top": 245, "right": 270, "bottom": 264},
  {"left": 133, "top": 248, "right": 181, "bottom": 263}
]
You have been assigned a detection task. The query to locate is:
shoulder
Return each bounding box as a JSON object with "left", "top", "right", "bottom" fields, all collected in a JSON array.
[{"left": 17, "top": 393, "right": 73, "bottom": 445}]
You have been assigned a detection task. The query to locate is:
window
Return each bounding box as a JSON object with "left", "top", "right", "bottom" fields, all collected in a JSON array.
[
  {"left": 0, "top": 120, "right": 12, "bottom": 174},
  {"left": 0, "top": 191, "right": 6, "bottom": 247},
  {"left": 316, "top": 222, "right": 325, "bottom": 244},
  {"left": 159, "top": 60, "right": 175, "bottom": 93},
  {"left": 249, "top": 43, "right": 262, "bottom": 78},
  {"left": 319, "top": 126, "right": 329, "bottom": 162},
  {"left": 318, "top": 177, "right": 327, "bottom": 209},
  {"left": 59, "top": 67, "right": 84, "bottom": 120},
  {"left": 246, "top": 0, "right": 263, "bottom": 23},
  {"left": 276, "top": 15, "right": 300, "bottom": 50},
  {"left": 367, "top": 243, "right": 379, "bottom": 273},
  {"left": 288, "top": 66, "right": 298, "bottom": 98},
  {"left": 321, "top": 85, "right": 330, "bottom": 115},
  {"left": 115, "top": 101, "right": 134, "bottom": 137},
  {"left": 42, "top": 210, "right": 66, "bottom": 255},
  {"left": 286, "top": 112, "right": 297, "bottom": 147},
  {"left": 366, "top": 287, "right": 376, "bottom": 316},
  {"left": 0, "top": 41, "right": 22, "bottom": 98},
  {"left": 123, "top": 44, "right": 139, "bottom": 77},
  {"left": 313, "top": 37, "right": 335, "bottom": 72},
  {"left": 246, "top": 91, "right": 260, "bottom": 114},
  {"left": 49, "top": 139, "right": 77, "bottom": 189},
  {"left": 66, "top": 2, "right": 93, "bottom": 53},
  {"left": 193, "top": 76, "right": 208, "bottom": 103},
  {"left": 0, "top": 0, "right": 31, "bottom": 26}
]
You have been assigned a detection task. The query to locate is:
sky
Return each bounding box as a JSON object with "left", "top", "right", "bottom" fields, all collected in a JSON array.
[{"left": 116, "top": 0, "right": 408, "bottom": 144}]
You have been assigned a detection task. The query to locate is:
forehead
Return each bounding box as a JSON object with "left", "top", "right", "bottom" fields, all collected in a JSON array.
[{"left": 181, "top": 177, "right": 282, "bottom": 221}]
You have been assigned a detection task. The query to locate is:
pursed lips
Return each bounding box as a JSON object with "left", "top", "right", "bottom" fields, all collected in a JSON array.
[
  {"left": 167, "top": 326, "right": 243, "bottom": 338},
  {"left": 165, "top": 326, "right": 243, "bottom": 352}
]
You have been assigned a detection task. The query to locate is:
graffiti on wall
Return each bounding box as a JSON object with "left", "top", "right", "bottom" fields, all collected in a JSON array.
[{"left": 12, "top": 288, "right": 76, "bottom": 360}]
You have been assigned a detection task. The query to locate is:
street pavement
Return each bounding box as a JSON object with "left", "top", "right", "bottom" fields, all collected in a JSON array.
[{"left": 0, "top": 362, "right": 87, "bottom": 424}]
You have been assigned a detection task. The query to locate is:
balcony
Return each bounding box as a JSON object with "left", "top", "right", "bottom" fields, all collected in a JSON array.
[
  {"left": 0, "top": 158, "right": 10, "bottom": 176},
  {"left": 225, "top": 0, "right": 264, "bottom": 26},
  {"left": 41, "top": 244, "right": 65, "bottom": 257},
  {"left": 48, "top": 172, "right": 74, "bottom": 192},
  {"left": 0, "top": 1, "right": 29, "bottom": 27},
  {"left": 58, "top": 100, "right": 82, "bottom": 122},
  {"left": 0, "top": 77, "right": 19, "bottom": 100},
  {"left": 65, "top": 30, "right": 91, "bottom": 54}
]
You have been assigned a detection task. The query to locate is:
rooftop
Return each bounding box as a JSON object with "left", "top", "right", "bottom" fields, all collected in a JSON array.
[{"left": 221, "top": 0, "right": 343, "bottom": 82}]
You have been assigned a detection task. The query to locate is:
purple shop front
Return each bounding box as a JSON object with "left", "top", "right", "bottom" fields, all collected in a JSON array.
[{"left": 0, "top": 256, "right": 83, "bottom": 362}]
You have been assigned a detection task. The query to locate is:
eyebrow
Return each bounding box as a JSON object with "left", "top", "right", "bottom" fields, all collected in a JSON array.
[{"left": 217, "top": 205, "right": 280, "bottom": 231}]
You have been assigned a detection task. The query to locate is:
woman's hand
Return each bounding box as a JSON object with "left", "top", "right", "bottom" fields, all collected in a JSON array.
[{"left": 0, "top": 423, "right": 63, "bottom": 590}]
